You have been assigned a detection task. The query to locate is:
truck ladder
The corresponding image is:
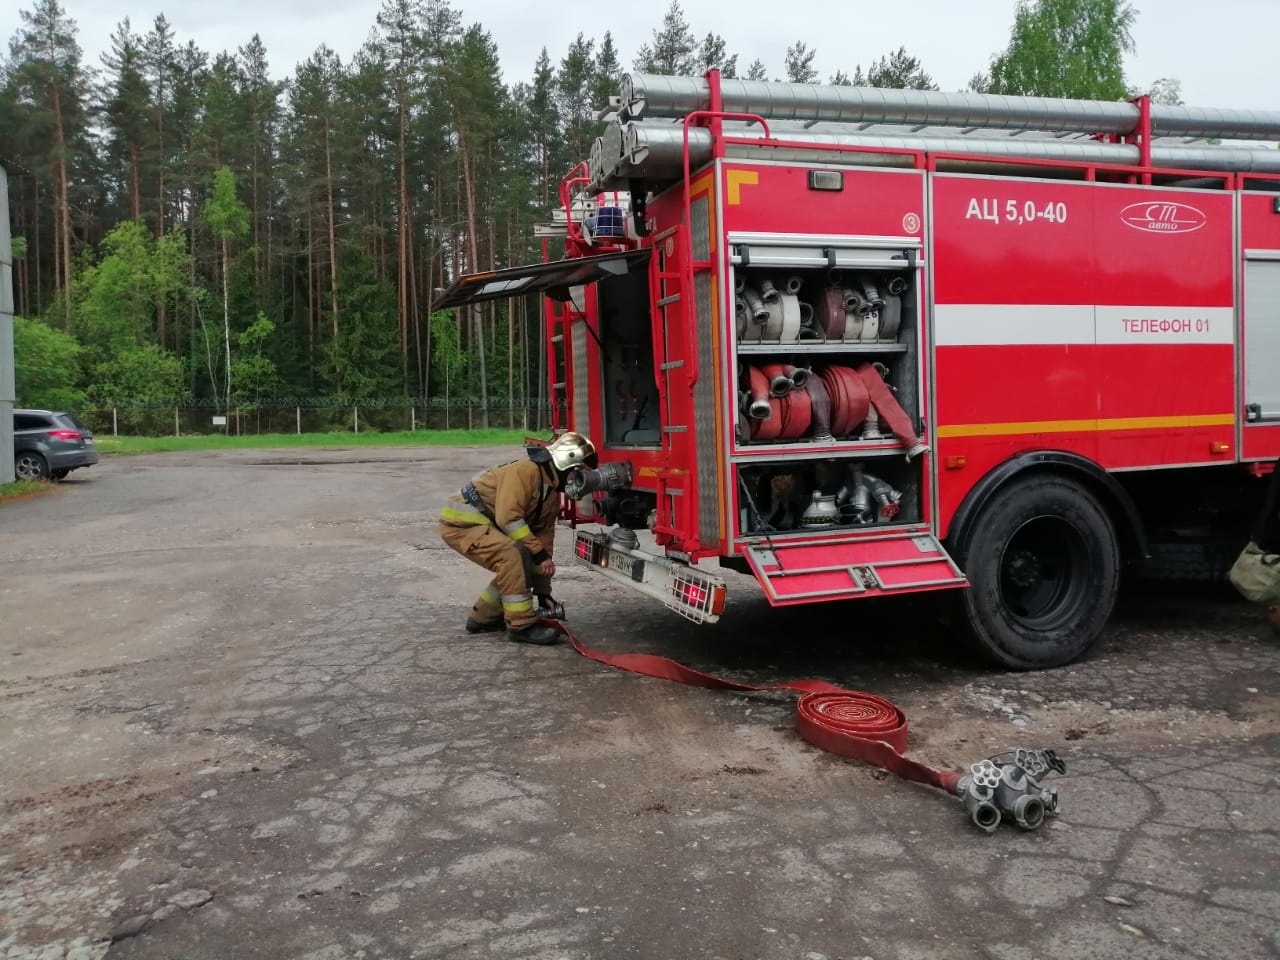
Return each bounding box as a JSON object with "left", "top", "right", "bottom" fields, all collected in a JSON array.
[
  {"left": 545, "top": 299, "right": 566, "bottom": 432},
  {"left": 647, "top": 222, "right": 694, "bottom": 542}
]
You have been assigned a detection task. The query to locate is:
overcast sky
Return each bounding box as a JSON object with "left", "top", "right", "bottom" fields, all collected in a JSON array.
[{"left": 3, "top": 0, "right": 1277, "bottom": 112}]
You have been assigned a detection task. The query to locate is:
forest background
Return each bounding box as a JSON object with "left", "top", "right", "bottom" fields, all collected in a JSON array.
[{"left": 1, "top": 0, "right": 1194, "bottom": 428}]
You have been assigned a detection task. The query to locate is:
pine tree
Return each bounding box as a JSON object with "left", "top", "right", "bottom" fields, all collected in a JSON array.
[
  {"left": 634, "top": 0, "right": 697, "bottom": 75},
  {"left": 99, "top": 19, "right": 151, "bottom": 222},
  {"left": 697, "top": 33, "right": 737, "bottom": 78},
  {"left": 556, "top": 34, "right": 597, "bottom": 167},
  {"left": 9, "top": 0, "right": 90, "bottom": 323},
  {"left": 783, "top": 42, "right": 818, "bottom": 84},
  {"left": 376, "top": 0, "right": 424, "bottom": 373},
  {"left": 238, "top": 35, "right": 281, "bottom": 306},
  {"left": 590, "top": 33, "right": 621, "bottom": 113}
]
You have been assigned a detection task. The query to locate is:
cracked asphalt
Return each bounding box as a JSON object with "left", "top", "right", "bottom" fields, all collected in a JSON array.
[{"left": 1, "top": 446, "right": 1278, "bottom": 960}]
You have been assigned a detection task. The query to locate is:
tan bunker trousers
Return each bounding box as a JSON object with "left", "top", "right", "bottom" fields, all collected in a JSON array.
[{"left": 439, "top": 515, "right": 550, "bottom": 630}]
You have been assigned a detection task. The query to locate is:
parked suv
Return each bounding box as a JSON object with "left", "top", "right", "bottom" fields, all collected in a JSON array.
[{"left": 13, "top": 409, "right": 101, "bottom": 481}]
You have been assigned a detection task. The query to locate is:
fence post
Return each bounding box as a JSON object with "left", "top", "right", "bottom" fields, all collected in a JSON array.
[
  {"left": 354, "top": 406, "right": 359, "bottom": 433},
  {"left": 467, "top": 406, "right": 472, "bottom": 430},
  {"left": 296, "top": 406, "right": 301, "bottom": 435},
  {"left": 523, "top": 406, "right": 528, "bottom": 431},
  {"left": 174, "top": 407, "right": 179, "bottom": 437},
  {"left": 410, "top": 406, "right": 415, "bottom": 432},
  {"left": 112, "top": 407, "right": 118, "bottom": 436}
]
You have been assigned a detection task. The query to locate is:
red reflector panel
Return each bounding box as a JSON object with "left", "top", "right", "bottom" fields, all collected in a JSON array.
[{"left": 744, "top": 534, "right": 967, "bottom": 606}]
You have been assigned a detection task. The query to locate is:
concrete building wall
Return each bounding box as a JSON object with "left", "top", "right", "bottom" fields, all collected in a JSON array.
[{"left": 1, "top": 164, "right": 15, "bottom": 483}]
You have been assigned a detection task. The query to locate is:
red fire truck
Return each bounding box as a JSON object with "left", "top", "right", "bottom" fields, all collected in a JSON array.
[{"left": 432, "top": 71, "right": 1280, "bottom": 670}]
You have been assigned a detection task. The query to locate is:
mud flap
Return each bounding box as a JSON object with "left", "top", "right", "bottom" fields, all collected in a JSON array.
[{"left": 744, "top": 533, "right": 968, "bottom": 606}]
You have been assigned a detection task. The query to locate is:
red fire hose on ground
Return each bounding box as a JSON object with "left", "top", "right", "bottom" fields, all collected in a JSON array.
[{"left": 541, "top": 618, "right": 1066, "bottom": 833}]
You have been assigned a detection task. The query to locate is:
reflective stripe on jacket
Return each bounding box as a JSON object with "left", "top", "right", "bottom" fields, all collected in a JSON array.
[{"left": 443, "top": 458, "right": 557, "bottom": 563}]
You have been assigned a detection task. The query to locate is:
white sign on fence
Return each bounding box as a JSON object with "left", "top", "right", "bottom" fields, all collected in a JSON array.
[{"left": 212, "top": 415, "right": 227, "bottom": 426}]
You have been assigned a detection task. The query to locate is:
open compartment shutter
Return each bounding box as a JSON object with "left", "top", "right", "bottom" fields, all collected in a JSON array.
[
  {"left": 430, "top": 248, "right": 651, "bottom": 310},
  {"left": 744, "top": 533, "right": 967, "bottom": 605}
]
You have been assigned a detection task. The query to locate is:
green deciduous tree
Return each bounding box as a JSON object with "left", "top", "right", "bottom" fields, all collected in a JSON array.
[
  {"left": 202, "top": 165, "right": 249, "bottom": 409},
  {"left": 13, "top": 314, "right": 85, "bottom": 409},
  {"left": 88, "top": 344, "right": 185, "bottom": 404},
  {"left": 976, "top": 0, "right": 1136, "bottom": 99}
]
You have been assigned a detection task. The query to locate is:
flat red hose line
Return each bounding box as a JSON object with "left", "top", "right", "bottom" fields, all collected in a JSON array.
[{"left": 551, "top": 620, "right": 960, "bottom": 794}]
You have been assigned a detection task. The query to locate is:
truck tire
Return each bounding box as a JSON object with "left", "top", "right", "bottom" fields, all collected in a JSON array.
[{"left": 958, "top": 475, "right": 1120, "bottom": 670}]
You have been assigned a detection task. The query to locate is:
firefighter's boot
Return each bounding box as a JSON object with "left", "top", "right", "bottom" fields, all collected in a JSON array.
[
  {"left": 507, "top": 622, "right": 561, "bottom": 645},
  {"left": 465, "top": 583, "right": 506, "bottom": 634}
]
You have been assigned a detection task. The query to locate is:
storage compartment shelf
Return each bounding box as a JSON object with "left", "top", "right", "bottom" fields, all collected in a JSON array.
[
  {"left": 736, "top": 342, "right": 907, "bottom": 355},
  {"left": 735, "top": 521, "right": 924, "bottom": 544},
  {"left": 735, "top": 455, "right": 923, "bottom": 536},
  {"left": 729, "top": 238, "right": 925, "bottom": 452},
  {"left": 732, "top": 439, "right": 906, "bottom": 459}
]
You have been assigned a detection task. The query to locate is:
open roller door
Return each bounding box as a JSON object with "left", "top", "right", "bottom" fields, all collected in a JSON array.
[{"left": 430, "top": 249, "right": 651, "bottom": 311}]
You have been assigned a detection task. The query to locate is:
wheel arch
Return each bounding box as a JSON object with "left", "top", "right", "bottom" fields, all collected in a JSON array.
[{"left": 945, "top": 451, "right": 1150, "bottom": 566}]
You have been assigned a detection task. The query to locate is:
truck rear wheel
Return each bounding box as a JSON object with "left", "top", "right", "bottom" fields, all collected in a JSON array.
[{"left": 959, "top": 475, "right": 1120, "bottom": 670}]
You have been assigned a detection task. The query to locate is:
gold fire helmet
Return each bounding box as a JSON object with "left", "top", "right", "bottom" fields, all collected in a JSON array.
[{"left": 544, "top": 431, "right": 599, "bottom": 472}]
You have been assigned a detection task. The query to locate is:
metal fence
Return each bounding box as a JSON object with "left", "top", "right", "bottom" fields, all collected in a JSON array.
[{"left": 82, "top": 398, "right": 555, "bottom": 437}]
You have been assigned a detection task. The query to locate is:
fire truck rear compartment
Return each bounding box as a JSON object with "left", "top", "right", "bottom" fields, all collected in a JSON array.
[{"left": 596, "top": 268, "right": 662, "bottom": 448}]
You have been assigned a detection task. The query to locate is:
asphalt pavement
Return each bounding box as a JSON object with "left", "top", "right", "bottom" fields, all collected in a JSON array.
[{"left": 1, "top": 447, "right": 1277, "bottom": 960}]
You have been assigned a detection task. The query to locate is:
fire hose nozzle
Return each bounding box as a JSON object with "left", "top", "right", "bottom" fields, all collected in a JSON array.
[
  {"left": 563, "top": 460, "right": 634, "bottom": 499},
  {"left": 785, "top": 365, "right": 810, "bottom": 389},
  {"left": 742, "top": 287, "right": 769, "bottom": 322},
  {"left": 759, "top": 278, "right": 780, "bottom": 303},
  {"left": 536, "top": 596, "right": 566, "bottom": 621},
  {"left": 768, "top": 374, "right": 793, "bottom": 398}
]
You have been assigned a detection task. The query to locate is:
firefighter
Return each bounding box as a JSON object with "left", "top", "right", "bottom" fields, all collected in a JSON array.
[{"left": 439, "top": 431, "right": 598, "bottom": 645}]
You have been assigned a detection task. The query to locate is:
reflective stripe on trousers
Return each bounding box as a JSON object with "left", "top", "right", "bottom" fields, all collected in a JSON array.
[{"left": 439, "top": 519, "right": 540, "bottom": 629}]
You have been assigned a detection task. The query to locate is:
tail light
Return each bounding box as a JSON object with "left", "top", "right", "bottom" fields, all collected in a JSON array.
[
  {"left": 47, "top": 429, "right": 83, "bottom": 441},
  {"left": 672, "top": 574, "right": 727, "bottom": 618}
]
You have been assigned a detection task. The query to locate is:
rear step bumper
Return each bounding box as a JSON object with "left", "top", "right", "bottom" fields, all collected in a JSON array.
[
  {"left": 744, "top": 531, "right": 968, "bottom": 605},
  {"left": 573, "top": 530, "right": 728, "bottom": 623}
]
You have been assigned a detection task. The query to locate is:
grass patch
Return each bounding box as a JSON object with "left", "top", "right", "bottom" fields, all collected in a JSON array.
[
  {"left": 0, "top": 479, "right": 56, "bottom": 505},
  {"left": 96, "top": 428, "right": 540, "bottom": 456}
]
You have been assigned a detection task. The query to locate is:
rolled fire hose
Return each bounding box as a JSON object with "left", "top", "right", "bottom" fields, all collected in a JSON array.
[
  {"left": 861, "top": 309, "right": 882, "bottom": 342},
  {"left": 819, "top": 288, "right": 846, "bottom": 340},
  {"left": 749, "top": 365, "right": 812, "bottom": 440},
  {"left": 819, "top": 366, "right": 872, "bottom": 436},
  {"left": 546, "top": 620, "right": 961, "bottom": 796},
  {"left": 779, "top": 380, "right": 812, "bottom": 438},
  {"left": 806, "top": 375, "right": 835, "bottom": 442},
  {"left": 741, "top": 292, "right": 768, "bottom": 341},
  {"left": 760, "top": 293, "right": 802, "bottom": 341},
  {"left": 798, "top": 302, "right": 818, "bottom": 339},
  {"left": 879, "top": 296, "right": 902, "bottom": 341},
  {"left": 842, "top": 308, "right": 864, "bottom": 341}
]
